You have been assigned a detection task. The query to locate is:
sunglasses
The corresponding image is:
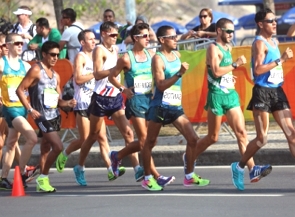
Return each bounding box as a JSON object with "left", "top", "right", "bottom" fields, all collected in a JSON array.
[
  {"left": 0, "top": 44, "right": 6, "bottom": 48},
  {"left": 221, "top": 28, "right": 235, "bottom": 34},
  {"left": 160, "top": 35, "right": 178, "bottom": 40},
  {"left": 106, "top": 32, "right": 118, "bottom": 38},
  {"left": 47, "top": 52, "right": 60, "bottom": 57},
  {"left": 199, "top": 15, "right": 208, "bottom": 19},
  {"left": 134, "top": 34, "right": 149, "bottom": 38},
  {"left": 262, "top": 19, "right": 277, "bottom": 24},
  {"left": 7, "top": 41, "right": 23, "bottom": 46}
]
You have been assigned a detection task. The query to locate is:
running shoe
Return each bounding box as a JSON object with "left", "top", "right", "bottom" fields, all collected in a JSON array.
[
  {"left": 182, "top": 153, "right": 196, "bottom": 174},
  {"left": 21, "top": 174, "right": 28, "bottom": 189},
  {"left": 56, "top": 152, "right": 68, "bottom": 173},
  {"left": 109, "top": 151, "right": 120, "bottom": 177},
  {"left": 25, "top": 165, "right": 40, "bottom": 183},
  {"left": 157, "top": 175, "right": 175, "bottom": 187},
  {"left": 183, "top": 173, "right": 210, "bottom": 187},
  {"left": 141, "top": 177, "right": 163, "bottom": 191},
  {"left": 108, "top": 167, "right": 126, "bottom": 181},
  {"left": 73, "top": 165, "right": 87, "bottom": 186},
  {"left": 36, "top": 176, "right": 56, "bottom": 193},
  {"left": 0, "top": 178, "right": 12, "bottom": 190},
  {"left": 250, "top": 164, "right": 272, "bottom": 183},
  {"left": 135, "top": 166, "right": 144, "bottom": 182},
  {"left": 231, "top": 162, "right": 245, "bottom": 191}
]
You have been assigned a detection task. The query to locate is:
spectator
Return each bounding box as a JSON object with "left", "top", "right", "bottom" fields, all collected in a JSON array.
[
  {"left": 287, "top": 23, "right": 295, "bottom": 37},
  {"left": 28, "top": 17, "right": 66, "bottom": 59},
  {"left": 181, "top": 8, "right": 217, "bottom": 40},
  {"left": 11, "top": 6, "right": 37, "bottom": 61},
  {"left": 59, "top": 8, "right": 84, "bottom": 64}
]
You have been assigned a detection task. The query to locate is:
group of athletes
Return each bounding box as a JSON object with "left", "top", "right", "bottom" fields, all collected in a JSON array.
[{"left": 0, "top": 8, "right": 294, "bottom": 193}]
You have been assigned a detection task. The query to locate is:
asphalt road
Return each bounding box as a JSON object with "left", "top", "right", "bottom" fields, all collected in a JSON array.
[{"left": 1, "top": 166, "right": 295, "bottom": 217}]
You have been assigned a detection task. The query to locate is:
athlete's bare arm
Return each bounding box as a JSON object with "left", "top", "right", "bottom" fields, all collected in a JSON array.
[
  {"left": 109, "top": 53, "right": 130, "bottom": 89},
  {"left": 92, "top": 46, "right": 111, "bottom": 80},
  {"left": 73, "top": 53, "right": 94, "bottom": 85}
]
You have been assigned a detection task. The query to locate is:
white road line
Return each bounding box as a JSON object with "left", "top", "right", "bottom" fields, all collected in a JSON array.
[{"left": 42, "top": 193, "right": 283, "bottom": 197}]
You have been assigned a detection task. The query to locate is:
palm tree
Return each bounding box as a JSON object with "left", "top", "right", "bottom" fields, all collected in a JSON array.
[{"left": 52, "top": 0, "right": 64, "bottom": 31}]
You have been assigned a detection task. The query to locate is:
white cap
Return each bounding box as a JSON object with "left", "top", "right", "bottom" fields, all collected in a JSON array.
[{"left": 13, "top": 8, "right": 32, "bottom": 16}]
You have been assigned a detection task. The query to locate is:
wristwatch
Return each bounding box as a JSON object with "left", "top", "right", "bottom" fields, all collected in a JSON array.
[
  {"left": 275, "top": 59, "right": 282, "bottom": 66},
  {"left": 176, "top": 72, "right": 182, "bottom": 78},
  {"left": 119, "top": 86, "right": 125, "bottom": 93},
  {"left": 27, "top": 108, "right": 33, "bottom": 113},
  {"left": 232, "top": 62, "right": 238, "bottom": 69}
]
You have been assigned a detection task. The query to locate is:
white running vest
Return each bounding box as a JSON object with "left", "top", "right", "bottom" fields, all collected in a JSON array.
[
  {"left": 93, "top": 45, "right": 121, "bottom": 97},
  {"left": 73, "top": 52, "right": 95, "bottom": 110}
]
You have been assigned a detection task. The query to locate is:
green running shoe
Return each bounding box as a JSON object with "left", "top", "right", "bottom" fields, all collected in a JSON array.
[
  {"left": 56, "top": 152, "right": 68, "bottom": 173},
  {"left": 141, "top": 177, "right": 163, "bottom": 191},
  {"left": 108, "top": 167, "right": 126, "bottom": 181},
  {"left": 183, "top": 173, "right": 210, "bottom": 187},
  {"left": 36, "top": 176, "right": 56, "bottom": 193}
]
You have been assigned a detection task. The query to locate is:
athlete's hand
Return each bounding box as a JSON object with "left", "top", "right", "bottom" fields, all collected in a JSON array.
[
  {"left": 30, "top": 109, "right": 41, "bottom": 120},
  {"left": 281, "top": 47, "right": 293, "bottom": 62},
  {"left": 123, "top": 87, "right": 134, "bottom": 99},
  {"left": 236, "top": 55, "right": 247, "bottom": 67},
  {"left": 179, "top": 62, "right": 189, "bottom": 76},
  {"left": 68, "top": 99, "right": 77, "bottom": 108}
]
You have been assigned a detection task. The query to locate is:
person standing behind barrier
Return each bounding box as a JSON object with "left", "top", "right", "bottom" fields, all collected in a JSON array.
[
  {"left": 231, "top": 8, "right": 294, "bottom": 191},
  {"left": 59, "top": 8, "right": 84, "bottom": 64},
  {"left": 55, "top": 30, "right": 125, "bottom": 181},
  {"left": 141, "top": 25, "right": 210, "bottom": 191},
  {"left": 181, "top": 8, "right": 217, "bottom": 40},
  {"left": 11, "top": 6, "right": 37, "bottom": 61},
  {"left": 193, "top": 18, "right": 272, "bottom": 189},
  {"left": 73, "top": 21, "right": 142, "bottom": 186},
  {"left": 286, "top": 23, "right": 295, "bottom": 37},
  {"left": 28, "top": 17, "right": 66, "bottom": 59},
  {"left": 0, "top": 33, "right": 38, "bottom": 190},
  {"left": 16, "top": 41, "right": 76, "bottom": 192},
  {"left": 108, "top": 23, "right": 175, "bottom": 186}
]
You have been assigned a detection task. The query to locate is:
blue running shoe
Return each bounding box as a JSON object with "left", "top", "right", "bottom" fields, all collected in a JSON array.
[
  {"left": 250, "top": 165, "right": 272, "bottom": 183},
  {"left": 109, "top": 151, "right": 120, "bottom": 177},
  {"left": 231, "top": 162, "right": 245, "bottom": 191},
  {"left": 73, "top": 165, "right": 87, "bottom": 186},
  {"left": 135, "top": 166, "right": 144, "bottom": 182},
  {"left": 157, "top": 175, "right": 175, "bottom": 187},
  {"left": 182, "top": 153, "right": 196, "bottom": 174}
]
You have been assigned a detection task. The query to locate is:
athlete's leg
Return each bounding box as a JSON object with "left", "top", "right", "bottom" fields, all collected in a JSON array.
[
  {"left": 273, "top": 109, "right": 295, "bottom": 157},
  {"left": 194, "top": 109, "right": 222, "bottom": 160},
  {"left": 226, "top": 107, "right": 255, "bottom": 171},
  {"left": 1, "top": 128, "right": 20, "bottom": 178},
  {"left": 12, "top": 116, "right": 37, "bottom": 174}
]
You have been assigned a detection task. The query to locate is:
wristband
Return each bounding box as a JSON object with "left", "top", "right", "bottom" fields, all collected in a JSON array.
[
  {"left": 119, "top": 87, "right": 125, "bottom": 92},
  {"left": 176, "top": 72, "right": 182, "bottom": 78},
  {"left": 27, "top": 108, "right": 33, "bottom": 113}
]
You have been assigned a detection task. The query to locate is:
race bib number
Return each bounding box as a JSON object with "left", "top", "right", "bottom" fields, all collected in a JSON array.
[
  {"left": 162, "top": 85, "right": 182, "bottom": 106},
  {"left": 44, "top": 88, "right": 59, "bottom": 108},
  {"left": 84, "top": 78, "right": 95, "bottom": 92},
  {"left": 134, "top": 74, "right": 152, "bottom": 94},
  {"left": 268, "top": 66, "right": 284, "bottom": 84},
  {"left": 220, "top": 72, "right": 235, "bottom": 89},
  {"left": 8, "top": 86, "right": 19, "bottom": 102}
]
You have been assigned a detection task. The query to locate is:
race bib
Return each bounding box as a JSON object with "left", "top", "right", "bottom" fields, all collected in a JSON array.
[
  {"left": 134, "top": 74, "right": 152, "bottom": 94},
  {"left": 268, "top": 66, "right": 284, "bottom": 84},
  {"left": 220, "top": 72, "right": 235, "bottom": 89},
  {"left": 84, "top": 78, "right": 95, "bottom": 92},
  {"left": 8, "top": 86, "right": 19, "bottom": 102},
  {"left": 162, "top": 85, "right": 182, "bottom": 106},
  {"left": 44, "top": 88, "right": 59, "bottom": 108}
]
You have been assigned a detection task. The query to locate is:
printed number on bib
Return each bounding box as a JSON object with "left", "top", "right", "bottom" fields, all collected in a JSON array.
[
  {"left": 134, "top": 74, "right": 152, "bottom": 94},
  {"left": 220, "top": 72, "right": 234, "bottom": 89},
  {"left": 44, "top": 88, "right": 59, "bottom": 108},
  {"left": 8, "top": 86, "right": 19, "bottom": 102},
  {"left": 268, "top": 66, "right": 283, "bottom": 84},
  {"left": 162, "top": 85, "right": 182, "bottom": 106}
]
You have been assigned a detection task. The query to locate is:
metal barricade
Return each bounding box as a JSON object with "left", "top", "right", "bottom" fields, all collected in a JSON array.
[{"left": 240, "top": 35, "right": 295, "bottom": 46}]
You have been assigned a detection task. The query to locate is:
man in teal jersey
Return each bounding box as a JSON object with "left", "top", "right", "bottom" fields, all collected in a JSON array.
[
  {"left": 139, "top": 25, "right": 210, "bottom": 191},
  {"left": 192, "top": 17, "right": 272, "bottom": 190},
  {"left": 231, "top": 9, "right": 293, "bottom": 191},
  {"left": 108, "top": 23, "right": 175, "bottom": 186}
]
